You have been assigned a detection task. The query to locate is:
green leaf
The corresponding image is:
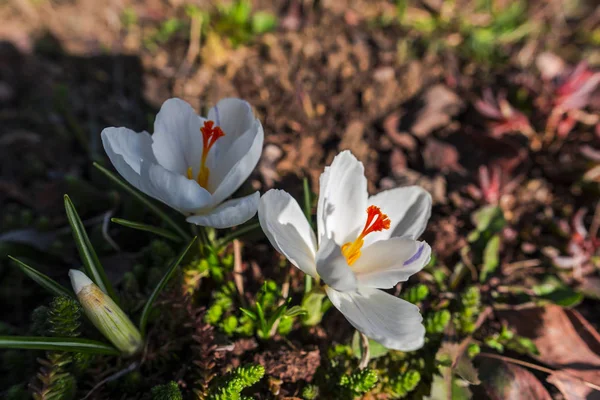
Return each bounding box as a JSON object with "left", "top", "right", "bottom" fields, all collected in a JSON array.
[
  {"left": 284, "top": 305, "right": 307, "bottom": 318},
  {"left": 533, "top": 276, "right": 584, "bottom": 307},
  {"left": 139, "top": 236, "right": 197, "bottom": 335},
  {"left": 111, "top": 218, "right": 182, "bottom": 242},
  {"left": 8, "top": 256, "right": 73, "bottom": 299},
  {"left": 64, "top": 195, "right": 117, "bottom": 302},
  {"left": 480, "top": 234, "right": 501, "bottom": 282},
  {"left": 239, "top": 307, "right": 257, "bottom": 321},
  {"left": 251, "top": 11, "right": 277, "bottom": 34},
  {"left": 0, "top": 336, "right": 119, "bottom": 355},
  {"left": 93, "top": 162, "right": 191, "bottom": 241},
  {"left": 351, "top": 331, "right": 389, "bottom": 360},
  {"left": 470, "top": 205, "right": 505, "bottom": 241}
]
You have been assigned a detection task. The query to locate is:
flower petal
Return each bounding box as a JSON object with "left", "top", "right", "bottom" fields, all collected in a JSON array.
[
  {"left": 187, "top": 192, "right": 259, "bottom": 229},
  {"left": 317, "top": 151, "right": 368, "bottom": 246},
  {"left": 363, "top": 186, "right": 432, "bottom": 246},
  {"left": 151, "top": 98, "right": 203, "bottom": 175},
  {"left": 326, "top": 286, "right": 425, "bottom": 351},
  {"left": 101, "top": 127, "right": 156, "bottom": 192},
  {"left": 140, "top": 160, "right": 211, "bottom": 213},
  {"left": 210, "top": 121, "right": 264, "bottom": 204},
  {"left": 208, "top": 119, "right": 261, "bottom": 193},
  {"left": 258, "top": 189, "right": 318, "bottom": 278},
  {"left": 352, "top": 239, "right": 431, "bottom": 288},
  {"left": 207, "top": 98, "right": 255, "bottom": 152},
  {"left": 316, "top": 238, "right": 357, "bottom": 292}
]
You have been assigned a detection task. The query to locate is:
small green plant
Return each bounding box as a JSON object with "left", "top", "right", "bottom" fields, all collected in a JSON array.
[
  {"left": 152, "top": 381, "right": 183, "bottom": 400},
  {"left": 339, "top": 368, "right": 378, "bottom": 398},
  {"left": 455, "top": 286, "right": 481, "bottom": 334},
  {"left": 239, "top": 281, "right": 306, "bottom": 339},
  {"left": 212, "top": 0, "right": 277, "bottom": 46},
  {"left": 390, "top": 369, "right": 421, "bottom": 398},
  {"left": 206, "top": 364, "right": 265, "bottom": 400}
]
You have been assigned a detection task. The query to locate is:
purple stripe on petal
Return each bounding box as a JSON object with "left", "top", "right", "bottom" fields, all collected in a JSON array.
[
  {"left": 213, "top": 105, "right": 221, "bottom": 126},
  {"left": 403, "top": 243, "right": 425, "bottom": 266}
]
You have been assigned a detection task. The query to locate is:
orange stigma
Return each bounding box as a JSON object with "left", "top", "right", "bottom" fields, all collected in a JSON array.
[
  {"left": 187, "top": 120, "right": 225, "bottom": 188},
  {"left": 341, "top": 205, "right": 391, "bottom": 265}
]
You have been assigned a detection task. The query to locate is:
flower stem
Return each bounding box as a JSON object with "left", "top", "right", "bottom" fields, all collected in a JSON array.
[{"left": 303, "top": 177, "right": 314, "bottom": 294}]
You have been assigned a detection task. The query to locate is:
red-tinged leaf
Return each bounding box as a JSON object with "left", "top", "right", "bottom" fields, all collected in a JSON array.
[
  {"left": 477, "top": 358, "right": 552, "bottom": 400},
  {"left": 499, "top": 306, "right": 600, "bottom": 396}
]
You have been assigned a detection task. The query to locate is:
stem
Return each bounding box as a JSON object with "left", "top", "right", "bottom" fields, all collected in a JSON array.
[
  {"left": 94, "top": 162, "right": 191, "bottom": 241},
  {"left": 358, "top": 332, "right": 370, "bottom": 370},
  {"left": 303, "top": 177, "right": 314, "bottom": 293}
]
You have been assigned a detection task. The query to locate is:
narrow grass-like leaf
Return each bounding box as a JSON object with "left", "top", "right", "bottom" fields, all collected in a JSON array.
[
  {"left": 94, "top": 162, "right": 191, "bottom": 241},
  {"left": 139, "top": 236, "right": 197, "bottom": 335},
  {"left": 239, "top": 307, "right": 257, "bottom": 321},
  {"left": 8, "top": 256, "right": 73, "bottom": 299},
  {"left": 111, "top": 218, "right": 182, "bottom": 242},
  {"left": 0, "top": 336, "right": 120, "bottom": 355},
  {"left": 64, "top": 195, "right": 117, "bottom": 302},
  {"left": 217, "top": 222, "right": 261, "bottom": 248}
]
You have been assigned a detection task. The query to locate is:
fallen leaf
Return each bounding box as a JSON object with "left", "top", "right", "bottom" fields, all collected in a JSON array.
[
  {"left": 477, "top": 358, "right": 552, "bottom": 400},
  {"left": 411, "top": 84, "right": 464, "bottom": 138},
  {"left": 500, "top": 305, "right": 600, "bottom": 399},
  {"left": 423, "top": 138, "right": 466, "bottom": 174}
]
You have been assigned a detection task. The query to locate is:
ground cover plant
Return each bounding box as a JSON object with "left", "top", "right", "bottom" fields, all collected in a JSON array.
[{"left": 0, "top": 0, "right": 599, "bottom": 399}]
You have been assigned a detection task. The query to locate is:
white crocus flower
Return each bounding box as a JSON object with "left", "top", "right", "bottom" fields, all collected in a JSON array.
[
  {"left": 101, "top": 98, "right": 264, "bottom": 228},
  {"left": 258, "top": 151, "right": 432, "bottom": 351}
]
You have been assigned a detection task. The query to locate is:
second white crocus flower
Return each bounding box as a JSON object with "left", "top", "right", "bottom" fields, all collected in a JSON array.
[
  {"left": 101, "top": 98, "right": 264, "bottom": 229},
  {"left": 258, "top": 151, "right": 432, "bottom": 351}
]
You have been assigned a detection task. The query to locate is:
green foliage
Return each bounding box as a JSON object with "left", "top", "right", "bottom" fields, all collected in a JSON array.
[
  {"left": 6, "top": 384, "right": 29, "bottom": 400},
  {"left": 301, "top": 289, "right": 331, "bottom": 326},
  {"left": 339, "top": 368, "right": 378, "bottom": 398},
  {"left": 455, "top": 286, "right": 481, "bottom": 334},
  {"left": 212, "top": 0, "right": 277, "bottom": 46},
  {"left": 151, "top": 381, "right": 183, "bottom": 400},
  {"left": 48, "top": 297, "right": 82, "bottom": 338},
  {"left": 484, "top": 325, "right": 539, "bottom": 355},
  {"left": 402, "top": 284, "right": 430, "bottom": 304},
  {"left": 390, "top": 369, "right": 421, "bottom": 398},
  {"left": 32, "top": 296, "right": 89, "bottom": 400},
  {"left": 207, "top": 364, "right": 265, "bottom": 400},
  {"left": 302, "top": 384, "right": 319, "bottom": 400},
  {"left": 238, "top": 281, "right": 306, "bottom": 339},
  {"left": 425, "top": 310, "right": 451, "bottom": 334}
]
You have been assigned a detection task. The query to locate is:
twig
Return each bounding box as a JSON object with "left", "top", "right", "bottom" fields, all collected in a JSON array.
[
  {"left": 233, "top": 239, "right": 245, "bottom": 306},
  {"left": 102, "top": 209, "right": 120, "bottom": 252},
  {"left": 503, "top": 259, "right": 541, "bottom": 274},
  {"left": 82, "top": 362, "right": 139, "bottom": 400},
  {"left": 358, "top": 332, "right": 370, "bottom": 370},
  {"left": 477, "top": 352, "right": 600, "bottom": 392}
]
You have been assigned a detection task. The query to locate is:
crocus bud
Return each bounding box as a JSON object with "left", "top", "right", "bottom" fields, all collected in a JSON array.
[{"left": 69, "top": 269, "right": 142, "bottom": 356}]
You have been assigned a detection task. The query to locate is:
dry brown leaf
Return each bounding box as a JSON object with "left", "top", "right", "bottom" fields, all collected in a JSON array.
[
  {"left": 477, "top": 358, "right": 552, "bottom": 400},
  {"left": 500, "top": 305, "right": 600, "bottom": 399}
]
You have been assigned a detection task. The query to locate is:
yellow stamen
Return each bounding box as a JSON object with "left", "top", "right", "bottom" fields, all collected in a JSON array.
[{"left": 341, "top": 206, "right": 391, "bottom": 265}]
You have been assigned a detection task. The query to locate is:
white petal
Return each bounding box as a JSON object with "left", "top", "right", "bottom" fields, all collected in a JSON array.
[
  {"left": 101, "top": 127, "right": 156, "bottom": 191},
  {"left": 207, "top": 98, "right": 255, "bottom": 152},
  {"left": 210, "top": 121, "right": 264, "bottom": 204},
  {"left": 186, "top": 192, "right": 259, "bottom": 229},
  {"left": 258, "top": 190, "right": 318, "bottom": 278},
  {"left": 316, "top": 238, "right": 357, "bottom": 292},
  {"left": 363, "top": 186, "right": 432, "bottom": 247},
  {"left": 69, "top": 269, "right": 94, "bottom": 294},
  {"left": 208, "top": 120, "right": 261, "bottom": 194},
  {"left": 151, "top": 98, "right": 203, "bottom": 175},
  {"left": 140, "top": 160, "right": 211, "bottom": 213},
  {"left": 352, "top": 239, "right": 431, "bottom": 288},
  {"left": 326, "top": 286, "right": 425, "bottom": 351},
  {"left": 317, "top": 151, "right": 368, "bottom": 246}
]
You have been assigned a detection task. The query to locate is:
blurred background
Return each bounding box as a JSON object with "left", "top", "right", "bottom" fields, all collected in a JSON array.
[{"left": 0, "top": 0, "right": 599, "bottom": 398}]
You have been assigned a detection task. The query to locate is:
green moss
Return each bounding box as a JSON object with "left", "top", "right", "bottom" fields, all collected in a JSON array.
[{"left": 151, "top": 381, "right": 183, "bottom": 400}]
